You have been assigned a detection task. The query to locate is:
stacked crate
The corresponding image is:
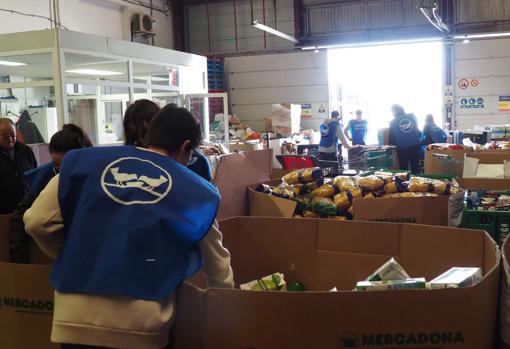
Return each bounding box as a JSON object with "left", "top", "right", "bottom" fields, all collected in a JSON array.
[{"left": 207, "top": 57, "right": 226, "bottom": 117}]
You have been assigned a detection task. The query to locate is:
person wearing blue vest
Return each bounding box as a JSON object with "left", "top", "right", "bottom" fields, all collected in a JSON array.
[
  {"left": 422, "top": 114, "right": 447, "bottom": 146},
  {"left": 319, "top": 110, "right": 350, "bottom": 161},
  {"left": 10, "top": 124, "right": 92, "bottom": 264},
  {"left": 344, "top": 110, "right": 368, "bottom": 146},
  {"left": 388, "top": 104, "right": 422, "bottom": 174},
  {"left": 24, "top": 106, "right": 234, "bottom": 349}
]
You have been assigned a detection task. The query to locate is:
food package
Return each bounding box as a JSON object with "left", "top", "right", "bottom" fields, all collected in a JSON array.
[
  {"left": 311, "top": 183, "right": 339, "bottom": 198},
  {"left": 312, "top": 197, "right": 337, "bottom": 216},
  {"left": 240, "top": 273, "right": 286, "bottom": 291},
  {"left": 295, "top": 179, "right": 325, "bottom": 194},
  {"left": 366, "top": 258, "right": 410, "bottom": 282},
  {"left": 350, "top": 187, "right": 363, "bottom": 199},
  {"left": 428, "top": 267, "right": 482, "bottom": 289},
  {"left": 282, "top": 167, "right": 322, "bottom": 185},
  {"left": 363, "top": 192, "right": 375, "bottom": 199},
  {"left": 357, "top": 175, "right": 385, "bottom": 191},
  {"left": 333, "top": 192, "right": 352, "bottom": 210},
  {"left": 334, "top": 176, "right": 359, "bottom": 191},
  {"left": 383, "top": 182, "right": 399, "bottom": 194},
  {"left": 294, "top": 194, "right": 313, "bottom": 213},
  {"left": 356, "top": 278, "right": 426, "bottom": 291},
  {"left": 408, "top": 177, "right": 450, "bottom": 195},
  {"left": 302, "top": 210, "right": 321, "bottom": 218},
  {"left": 271, "top": 185, "right": 297, "bottom": 200},
  {"left": 255, "top": 183, "right": 273, "bottom": 194},
  {"left": 328, "top": 216, "right": 347, "bottom": 221},
  {"left": 382, "top": 192, "right": 438, "bottom": 198}
]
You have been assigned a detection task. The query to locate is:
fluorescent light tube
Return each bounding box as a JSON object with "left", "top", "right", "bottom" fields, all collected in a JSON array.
[
  {"left": 0, "top": 60, "right": 27, "bottom": 66},
  {"left": 454, "top": 32, "right": 510, "bottom": 40},
  {"left": 66, "top": 69, "right": 123, "bottom": 76},
  {"left": 252, "top": 20, "right": 298, "bottom": 43}
]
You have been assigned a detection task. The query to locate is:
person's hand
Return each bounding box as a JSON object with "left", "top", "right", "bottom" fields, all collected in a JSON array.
[{"left": 343, "top": 143, "right": 351, "bottom": 149}]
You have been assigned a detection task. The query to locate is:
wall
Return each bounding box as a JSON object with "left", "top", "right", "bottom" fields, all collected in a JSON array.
[
  {"left": 454, "top": 37, "right": 510, "bottom": 131},
  {"left": 187, "top": 0, "right": 295, "bottom": 54},
  {"left": 225, "top": 51, "right": 328, "bottom": 131},
  {"left": 0, "top": 0, "right": 174, "bottom": 49}
]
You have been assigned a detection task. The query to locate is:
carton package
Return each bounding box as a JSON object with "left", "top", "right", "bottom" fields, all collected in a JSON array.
[
  {"left": 0, "top": 214, "right": 56, "bottom": 349},
  {"left": 356, "top": 278, "right": 426, "bottom": 291},
  {"left": 366, "top": 257, "right": 410, "bottom": 281},
  {"left": 463, "top": 152, "right": 510, "bottom": 179},
  {"left": 428, "top": 267, "right": 482, "bottom": 289},
  {"left": 170, "top": 217, "right": 500, "bottom": 349},
  {"left": 239, "top": 273, "right": 286, "bottom": 291}
]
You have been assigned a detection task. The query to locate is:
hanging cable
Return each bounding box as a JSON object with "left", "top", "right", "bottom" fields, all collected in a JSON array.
[{"left": 0, "top": 7, "right": 69, "bottom": 29}]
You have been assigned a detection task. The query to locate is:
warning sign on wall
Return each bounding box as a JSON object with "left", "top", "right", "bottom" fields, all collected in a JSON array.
[
  {"left": 499, "top": 96, "right": 510, "bottom": 112},
  {"left": 460, "top": 97, "right": 485, "bottom": 109},
  {"left": 301, "top": 104, "right": 312, "bottom": 118}
]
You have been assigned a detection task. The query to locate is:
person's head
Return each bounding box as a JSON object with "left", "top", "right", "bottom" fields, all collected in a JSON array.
[
  {"left": 0, "top": 118, "right": 16, "bottom": 151},
  {"left": 49, "top": 124, "right": 93, "bottom": 171},
  {"left": 145, "top": 106, "right": 202, "bottom": 166},
  {"left": 355, "top": 110, "right": 363, "bottom": 120},
  {"left": 391, "top": 104, "right": 405, "bottom": 117},
  {"left": 123, "top": 99, "right": 160, "bottom": 147},
  {"left": 425, "top": 114, "right": 434, "bottom": 124},
  {"left": 331, "top": 111, "right": 340, "bottom": 120}
]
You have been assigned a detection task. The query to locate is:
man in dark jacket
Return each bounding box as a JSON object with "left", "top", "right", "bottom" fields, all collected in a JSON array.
[
  {"left": 388, "top": 105, "right": 422, "bottom": 174},
  {"left": 0, "top": 118, "right": 37, "bottom": 215}
]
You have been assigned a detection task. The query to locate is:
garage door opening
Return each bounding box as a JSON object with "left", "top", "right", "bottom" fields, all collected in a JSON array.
[{"left": 328, "top": 41, "right": 444, "bottom": 145}]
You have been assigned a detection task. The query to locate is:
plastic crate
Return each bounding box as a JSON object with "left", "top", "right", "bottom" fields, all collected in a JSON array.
[
  {"left": 460, "top": 210, "right": 510, "bottom": 245},
  {"left": 348, "top": 146, "right": 396, "bottom": 171}
]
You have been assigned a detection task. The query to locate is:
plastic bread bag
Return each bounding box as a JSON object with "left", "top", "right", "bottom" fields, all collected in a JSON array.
[
  {"left": 311, "top": 182, "right": 339, "bottom": 198},
  {"left": 374, "top": 182, "right": 399, "bottom": 197},
  {"left": 312, "top": 197, "right": 338, "bottom": 216},
  {"left": 334, "top": 176, "right": 359, "bottom": 191},
  {"left": 282, "top": 167, "right": 323, "bottom": 185},
  {"left": 294, "top": 194, "right": 313, "bottom": 213},
  {"left": 408, "top": 177, "right": 450, "bottom": 195},
  {"left": 356, "top": 175, "right": 385, "bottom": 191},
  {"left": 271, "top": 185, "right": 297, "bottom": 200},
  {"left": 303, "top": 210, "right": 321, "bottom": 218}
]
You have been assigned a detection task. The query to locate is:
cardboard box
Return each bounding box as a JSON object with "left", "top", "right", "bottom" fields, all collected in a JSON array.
[
  {"left": 424, "top": 148, "right": 470, "bottom": 175},
  {"left": 463, "top": 152, "right": 510, "bottom": 179},
  {"left": 170, "top": 217, "right": 501, "bottom": 349},
  {"left": 229, "top": 142, "right": 263, "bottom": 153},
  {"left": 500, "top": 235, "right": 510, "bottom": 349},
  {"left": 456, "top": 178, "right": 510, "bottom": 191},
  {"left": 0, "top": 214, "right": 56, "bottom": 349},
  {"left": 248, "top": 182, "right": 464, "bottom": 226}
]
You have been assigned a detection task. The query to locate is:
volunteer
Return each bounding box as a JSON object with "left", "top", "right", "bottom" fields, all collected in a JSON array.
[
  {"left": 319, "top": 110, "right": 350, "bottom": 161},
  {"left": 0, "top": 117, "right": 37, "bottom": 214},
  {"left": 123, "top": 99, "right": 212, "bottom": 182},
  {"left": 422, "top": 114, "right": 447, "bottom": 145},
  {"left": 388, "top": 104, "right": 422, "bottom": 174},
  {"left": 344, "top": 110, "right": 368, "bottom": 146},
  {"left": 10, "top": 124, "right": 92, "bottom": 264},
  {"left": 24, "top": 106, "right": 234, "bottom": 349}
]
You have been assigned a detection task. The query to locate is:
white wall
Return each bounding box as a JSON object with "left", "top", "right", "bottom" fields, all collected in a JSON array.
[
  {"left": 225, "top": 51, "right": 329, "bottom": 131},
  {"left": 454, "top": 37, "right": 510, "bottom": 130},
  {"left": 0, "top": 0, "right": 174, "bottom": 49}
]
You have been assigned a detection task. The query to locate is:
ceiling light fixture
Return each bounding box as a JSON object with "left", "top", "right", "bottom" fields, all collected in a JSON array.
[
  {"left": 0, "top": 60, "right": 27, "bottom": 66},
  {"left": 252, "top": 20, "right": 299, "bottom": 43},
  {"left": 454, "top": 32, "right": 510, "bottom": 40},
  {"left": 66, "top": 69, "right": 123, "bottom": 76},
  {"left": 462, "top": 39, "right": 470, "bottom": 44},
  {"left": 301, "top": 37, "right": 441, "bottom": 51}
]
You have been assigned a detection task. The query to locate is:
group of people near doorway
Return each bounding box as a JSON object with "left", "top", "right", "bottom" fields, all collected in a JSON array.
[
  {"left": 318, "top": 104, "right": 447, "bottom": 173},
  {"left": 0, "top": 102, "right": 233, "bottom": 349}
]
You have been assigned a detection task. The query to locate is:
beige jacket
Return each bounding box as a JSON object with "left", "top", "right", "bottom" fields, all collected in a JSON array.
[{"left": 24, "top": 175, "right": 234, "bottom": 349}]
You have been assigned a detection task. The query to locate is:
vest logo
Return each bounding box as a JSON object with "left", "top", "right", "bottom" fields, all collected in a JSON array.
[
  {"left": 321, "top": 124, "right": 330, "bottom": 136},
  {"left": 101, "top": 157, "right": 172, "bottom": 205},
  {"left": 399, "top": 119, "right": 414, "bottom": 133},
  {"left": 339, "top": 331, "right": 464, "bottom": 348}
]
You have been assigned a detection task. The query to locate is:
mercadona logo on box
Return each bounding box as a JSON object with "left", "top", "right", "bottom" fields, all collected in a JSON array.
[
  {"left": 339, "top": 331, "right": 465, "bottom": 348},
  {"left": 0, "top": 296, "right": 54, "bottom": 314}
]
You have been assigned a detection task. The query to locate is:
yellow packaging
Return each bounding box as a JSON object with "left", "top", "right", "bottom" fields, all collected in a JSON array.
[{"left": 357, "top": 176, "right": 385, "bottom": 191}]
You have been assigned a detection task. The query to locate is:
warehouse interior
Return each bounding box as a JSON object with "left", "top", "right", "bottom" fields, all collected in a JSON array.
[{"left": 0, "top": 1, "right": 510, "bottom": 349}]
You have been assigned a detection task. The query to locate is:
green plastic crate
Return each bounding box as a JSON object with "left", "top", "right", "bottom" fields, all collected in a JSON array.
[{"left": 460, "top": 209, "right": 510, "bottom": 245}]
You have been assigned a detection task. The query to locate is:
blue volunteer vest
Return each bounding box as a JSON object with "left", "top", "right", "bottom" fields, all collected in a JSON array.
[
  {"left": 349, "top": 119, "right": 368, "bottom": 145},
  {"left": 428, "top": 124, "right": 447, "bottom": 143},
  {"left": 319, "top": 120, "right": 339, "bottom": 148},
  {"left": 188, "top": 151, "right": 212, "bottom": 182},
  {"left": 24, "top": 162, "right": 57, "bottom": 196},
  {"left": 390, "top": 114, "right": 421, "bottom": 148},
  {"left": 53, "top": 146, "right": 220, "bottom": 301}
]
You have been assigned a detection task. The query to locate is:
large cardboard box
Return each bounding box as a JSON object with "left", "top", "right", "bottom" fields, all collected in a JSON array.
[
  {"left": 0, "top": 214, "right": 56, "bottom": 349},
  {"left": 500, "top": 235, "right": 510, "bottom": 349},
  {"left": 248, "top": 182, "right": 464, "bottom": 226},
  {"left": 463, "top": 152, "right": 510, "bottom": 179},
  {"left": 424, "top": 148, "right": 470, "bottom": 175},
  {"left": 171, "top": 217, "right": 501, "bottom": 349},
  {"left": 456, "top": 178, "right": 510, "bottom": 191}
]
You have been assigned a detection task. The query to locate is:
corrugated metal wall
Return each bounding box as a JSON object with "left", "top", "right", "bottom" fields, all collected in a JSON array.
[
  {"left": 456, "top": 0, "right": 510, "bottom": 23},
  {"left": 454, "top": 38, "right": 510, "bottom": 130},
  {"left": 225, "top": 51, "right": 329, "bottom": 130},
  {"left": 187, "top": 0, "right": 295, "bottom": 54}
]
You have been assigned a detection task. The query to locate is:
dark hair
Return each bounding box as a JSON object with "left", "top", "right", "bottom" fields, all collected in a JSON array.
[
  {"left": 145, "top": 106, "right": 202, "bottom": 154},
  {"left": 391, "top": 104, "right": 405, "bottom": 116},
  {"left": 331, "top": 111, "right": 340, "bottom": 118},
  {"left": 0, "top": 117, "right": 15, "bottom": 127},
  {"left": 123, "top": 99, "right": 160, "bottom": 147},
  {"left": 49, "top": 124, "right": 93, "bottom": 152}
]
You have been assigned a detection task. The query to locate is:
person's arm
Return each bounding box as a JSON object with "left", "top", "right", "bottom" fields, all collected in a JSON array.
[
  {"left": 344, "top": 121, "right": 352, "bottom": 141},
  {"left": 9, "top": 192, "right": 36, "bottom": 263},
  {"left": 337, "top": 123, "right": 350, "bottom": 148},
  {"left": 23, "top": 175, "right": 63, "bottom": 259},
  {"left": 199, "top": 221, "right": 234, "bottom": 288}
]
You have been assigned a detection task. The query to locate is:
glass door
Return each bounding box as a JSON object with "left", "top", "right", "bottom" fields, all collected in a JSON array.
[{"left": 184, "top": 93, "right": 229, "bottom": 146}]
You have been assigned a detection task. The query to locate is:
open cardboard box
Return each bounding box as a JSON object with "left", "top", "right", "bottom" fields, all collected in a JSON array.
[
  {"left": 0, "top": 214, "right": 56, "bottom": 349},
  {"left": 463, "top": 152, "right": 510, "bottom": 179},
  {"left": 249, "top": 181, "right": 464, "bottom": 226},
  {"left": 456, "top": 178, "right": 510, "bottom": 191},
  {"left": 171, "top": 217, "right": 501, "bottom": 349}
]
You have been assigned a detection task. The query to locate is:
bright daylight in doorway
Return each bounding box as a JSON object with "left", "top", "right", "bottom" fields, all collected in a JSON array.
[{"left": 328, "top": 41, "right": 443, "bottom": 145}]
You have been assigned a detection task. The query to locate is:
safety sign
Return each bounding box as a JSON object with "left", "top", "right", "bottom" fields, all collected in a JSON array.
[
  {"left": 470, "top": 79, "right": 479, "bottom": 87},
  {"left": 458, "top": 79, "right": 469, "bottom": 89},
  {"left": 499, "top": 96, "right": 510, "bottom": 112},
  {"left": 460, "top": 97, "right": 485, "bottom": 109},
  {"left": 301, "top": 103, "right": 312, "bottom": 118}
]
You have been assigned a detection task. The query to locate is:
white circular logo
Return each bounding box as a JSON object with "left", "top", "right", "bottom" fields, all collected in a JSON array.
[
  {"left": 399, "top": 119, "right": 414, "bottom": 133},
  {"left": 101, "top": 157, "right": 172, "bottom": 205}
]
